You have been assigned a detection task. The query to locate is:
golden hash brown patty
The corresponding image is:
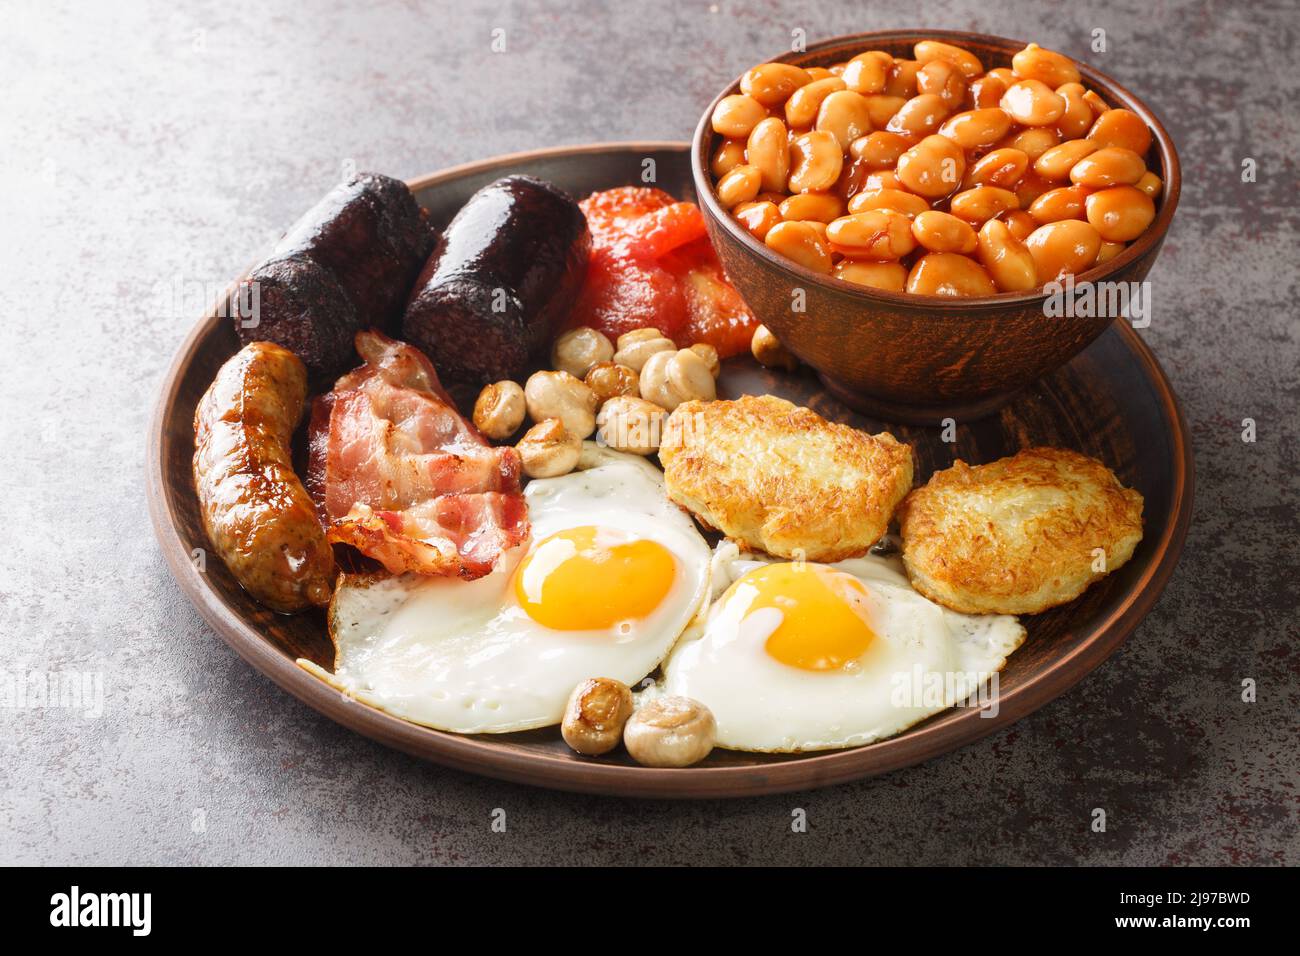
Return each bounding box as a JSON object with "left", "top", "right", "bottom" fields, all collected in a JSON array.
[
  {"left": 660, "top": 395, "right": 914, "bottom": 562},
  {"left": 897, "top": 446, "right": 1144, "bottom": 615}
]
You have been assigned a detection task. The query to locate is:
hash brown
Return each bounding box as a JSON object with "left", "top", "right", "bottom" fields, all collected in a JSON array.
[
  {"left": 898, "top": 447, "right": 1144, "bottom": 615},
  {"left": 659, "top": 395, "right": 914, "bottom": 562}
]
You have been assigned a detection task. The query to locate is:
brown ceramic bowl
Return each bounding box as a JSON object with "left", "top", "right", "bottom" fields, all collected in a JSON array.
[{"left": 692, "top": 29, "right": 1181, "bottom": 423}]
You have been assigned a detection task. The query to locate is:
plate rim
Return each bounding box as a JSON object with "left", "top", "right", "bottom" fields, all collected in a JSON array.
[{"left": 146, "top": 141, "right": 1195, "bottom": 799}]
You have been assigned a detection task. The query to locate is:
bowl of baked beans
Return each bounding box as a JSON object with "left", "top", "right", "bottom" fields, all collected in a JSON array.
[{"left": 691, "top": 30, "right": 1180, "bottom": 422}]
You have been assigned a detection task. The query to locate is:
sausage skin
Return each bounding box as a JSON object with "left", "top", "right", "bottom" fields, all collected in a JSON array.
[
  {"left": 235, "top": 172, "right": 435, "bottom": 383},
  {"left": 194, "top": 342, "right": 335, "bottom": 612},
  {"left": 401, "top": 175, "right": 590, "bottom": 387}
]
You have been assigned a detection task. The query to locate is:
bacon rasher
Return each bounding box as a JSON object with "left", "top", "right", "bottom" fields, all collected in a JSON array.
[{"left": 307, "top": 331, "right": 528, "bottom": 578}]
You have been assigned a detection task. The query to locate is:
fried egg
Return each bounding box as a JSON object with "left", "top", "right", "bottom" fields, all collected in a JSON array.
[
  {"left": 303, "top": 445, "right": 711, "bottom": 734},
  {"left": 656, "top": 543, "right": 1026, "bottom": 752}
]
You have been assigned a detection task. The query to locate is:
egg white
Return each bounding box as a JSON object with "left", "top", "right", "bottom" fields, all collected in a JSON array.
[
  {"left": 302, "top": 444, "right": 711, "bottom": 734},
  {"left": 656, "top": 542, "right": 1026, "bottom": 752}
]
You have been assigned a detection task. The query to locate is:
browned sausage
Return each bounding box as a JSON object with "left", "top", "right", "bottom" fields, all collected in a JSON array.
[{"left": 193, "top": 342, "right": 335, "bottom": 612}]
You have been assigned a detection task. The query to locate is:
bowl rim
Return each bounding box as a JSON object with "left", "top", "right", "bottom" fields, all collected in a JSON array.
[{"left": 691, "top": 28, "right": 1182, "bottom": 311}]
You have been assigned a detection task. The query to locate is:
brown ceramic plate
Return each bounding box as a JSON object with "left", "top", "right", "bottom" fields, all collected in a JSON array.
[{"left": 148, "top": 142, "right": 1193, "bottom": 798}]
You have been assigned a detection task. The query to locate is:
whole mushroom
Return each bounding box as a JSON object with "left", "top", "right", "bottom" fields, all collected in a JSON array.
[
  {"left": 751, "top": 324, "right": 798, "bottom": 371},
  {"left": 613, "top": 328, "right": 676, "bottom": 372},
  {"left": 596, "top": 395, "right": 668, "bottom": 456},
  {"left": 551, "top": 326, "right": 614, "bottom": 380},
  {"left": 639, "top": 348, "right": 717, "bottom": 412},
  {"left": 561, "top": 677, "right": 634, "bottom": 756},
  {"left": 623, "top": 695, "right": 717, "bottom": 768},
  {"left": 472, "top": 380, "right": 526, "bottom": 440},
  {"left": 524, "top": 370, "right": 598, "bottom": 438},
  {"left": 516, "top": 418, "right": 581, "bottom": 478},
  {"left": 584, "top": 362, "right": 641, "bottom": 403},
  {"left": 688, "top": 342, "right": 721, "bottom": 378}
]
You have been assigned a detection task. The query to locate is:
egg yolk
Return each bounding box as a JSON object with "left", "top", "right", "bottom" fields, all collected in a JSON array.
[
  {"left": 736, "top": 563, "right": 877, "bottom": 671},
  {"left": 513, "top": 526, "right": 676, "bottom": 631}
]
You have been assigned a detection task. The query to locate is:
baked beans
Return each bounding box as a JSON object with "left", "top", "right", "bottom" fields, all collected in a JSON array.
[
  {"left": 862, "top": 94, "right": 908, "bottom": 128},
  {"left": 816, "top": 90, "right": 875, "bottom": 150},
  {"left": 788, "top": 130, "right": 843, "bottom": 193},
  {"left": 1028, "top": 185, "right": 1090, "bottom": 224},
  {"left": 1000, "top": 80, "right": 1066, "bottom": 126},
  {"left": 711, "top": 138, "right": 746, "bottom": 177},
  {"left": 1014, "top": 169, "right": 1054, "bottom": 207},
  {"left": 1135, "top": 170, "right": 1163, "bottom": 199},
  {"left": 916, "top": 59, "right": 967, "bottom": 109},
  {"left": 913, "top": 40, "right": 983, "bottom": 78},
  {"left": 1095, "top": 239, "right": 1125, "bottom": 264},
  {"left": 1011, "top": 43, "right": 1080, "bottom": 88},
  {"left": 1069, "top": 146, "right": 1146, "bottom": 188},
  {"left": 883, "top": 59, "right": 922, "bottom": 97},
  {"left": 780, "top": 191, "right": 845, "bottom": 222},
  {"left": 733, "top": 200, "right": 781, "bottom": 240},
  {"left": 886, "top": 93, "right": 951, "bottom": 136},
  {"left": 842, "top": 51, "right": 894, "bottom": 94},
  {"left": 1087, "top": 108, "right": 1152, "bottom": 154},
  {"left": 1025, "top": 219, "right": 1102, "bottom": 281},
  {"left": 712, "top": 94, "right": 767, "bottom": 138},
  {"left": 851, "top": 130, "right": 913, "bottom": 168},
  {"left": 1082, "top": 89, "right": 1110, "bottom": 115},
  {"left": 1002, "top": 209, "right": 1038, "bottom": 241},
  {"left": 713, "top": 41, "right": 1160, "bottom": 295},
  {"left": 939, "top": 108, "right": 1013, "bottom": 150},
  {"left": 848, "top": 187, "right": 931, "bottom": 218},
  {"left": 785, "top": 77, "right": 846, "bottom": 128},
  {"left": 1034, "top": 139, "right": 1099, "bottom": 180},
  {"left": 969, "top": 74, "right": 1008, "bottom": 109},
  {"left": 896, "top": 134, "right": 967, "bottom": 198},
  {"left": 764, "top": 220, "right": 833, "bottom": 273},
  {"left": 834, "top": 260, "right": 908, "bottom": 291},
  {"left": 1000, "top": 126, "right": 1061, "bottom": 161},
  {"left": 1085, "top": 185, "right": 1156, "bottom": 241},
  {"left": 1054, "top": 82, "right": 1095, "bottom": 139},
  {"left": 862, "top": 169, "right": 905, "bottom": 193},
  {"left": 826, "top": 209, "right": 917, "bottom": 260},
  {"left": 964, "top": 148, "right": 1029, "bottom": 189},
  {"left": 977, "top": 219, "right": 1039, "bottom": 292},
  {"left": 741, "top": 62, "right": 812, "bottom": 106},
  {"left": 912, "top": 210, "right": 979, "bottom": 254},
  {"left": 747, "top": 117, "right": 790, "bottom": 192},
  {"left": 907, "top": 252, "right": 998, "bottom": 296},
  {"left": 717, "top": 164, "right": 761, "bottom": 207},
  {"left": 949, "top": 186, "right": 1019, "bottom": 224}
]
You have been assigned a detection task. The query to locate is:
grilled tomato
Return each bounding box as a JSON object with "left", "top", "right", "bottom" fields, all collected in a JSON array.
[{"left": 569, "top": 187, "right": 757, "bottom": 358}]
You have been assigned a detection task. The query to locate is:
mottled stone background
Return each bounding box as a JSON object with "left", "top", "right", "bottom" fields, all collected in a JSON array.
[{"left": 1, "top": 0, "right": 1296, "bottom": 865}]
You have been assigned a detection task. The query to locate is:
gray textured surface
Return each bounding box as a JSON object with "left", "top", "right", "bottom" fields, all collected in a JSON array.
[{"left": 2, "top": 0, "right": 1297, "bottom": 866}]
